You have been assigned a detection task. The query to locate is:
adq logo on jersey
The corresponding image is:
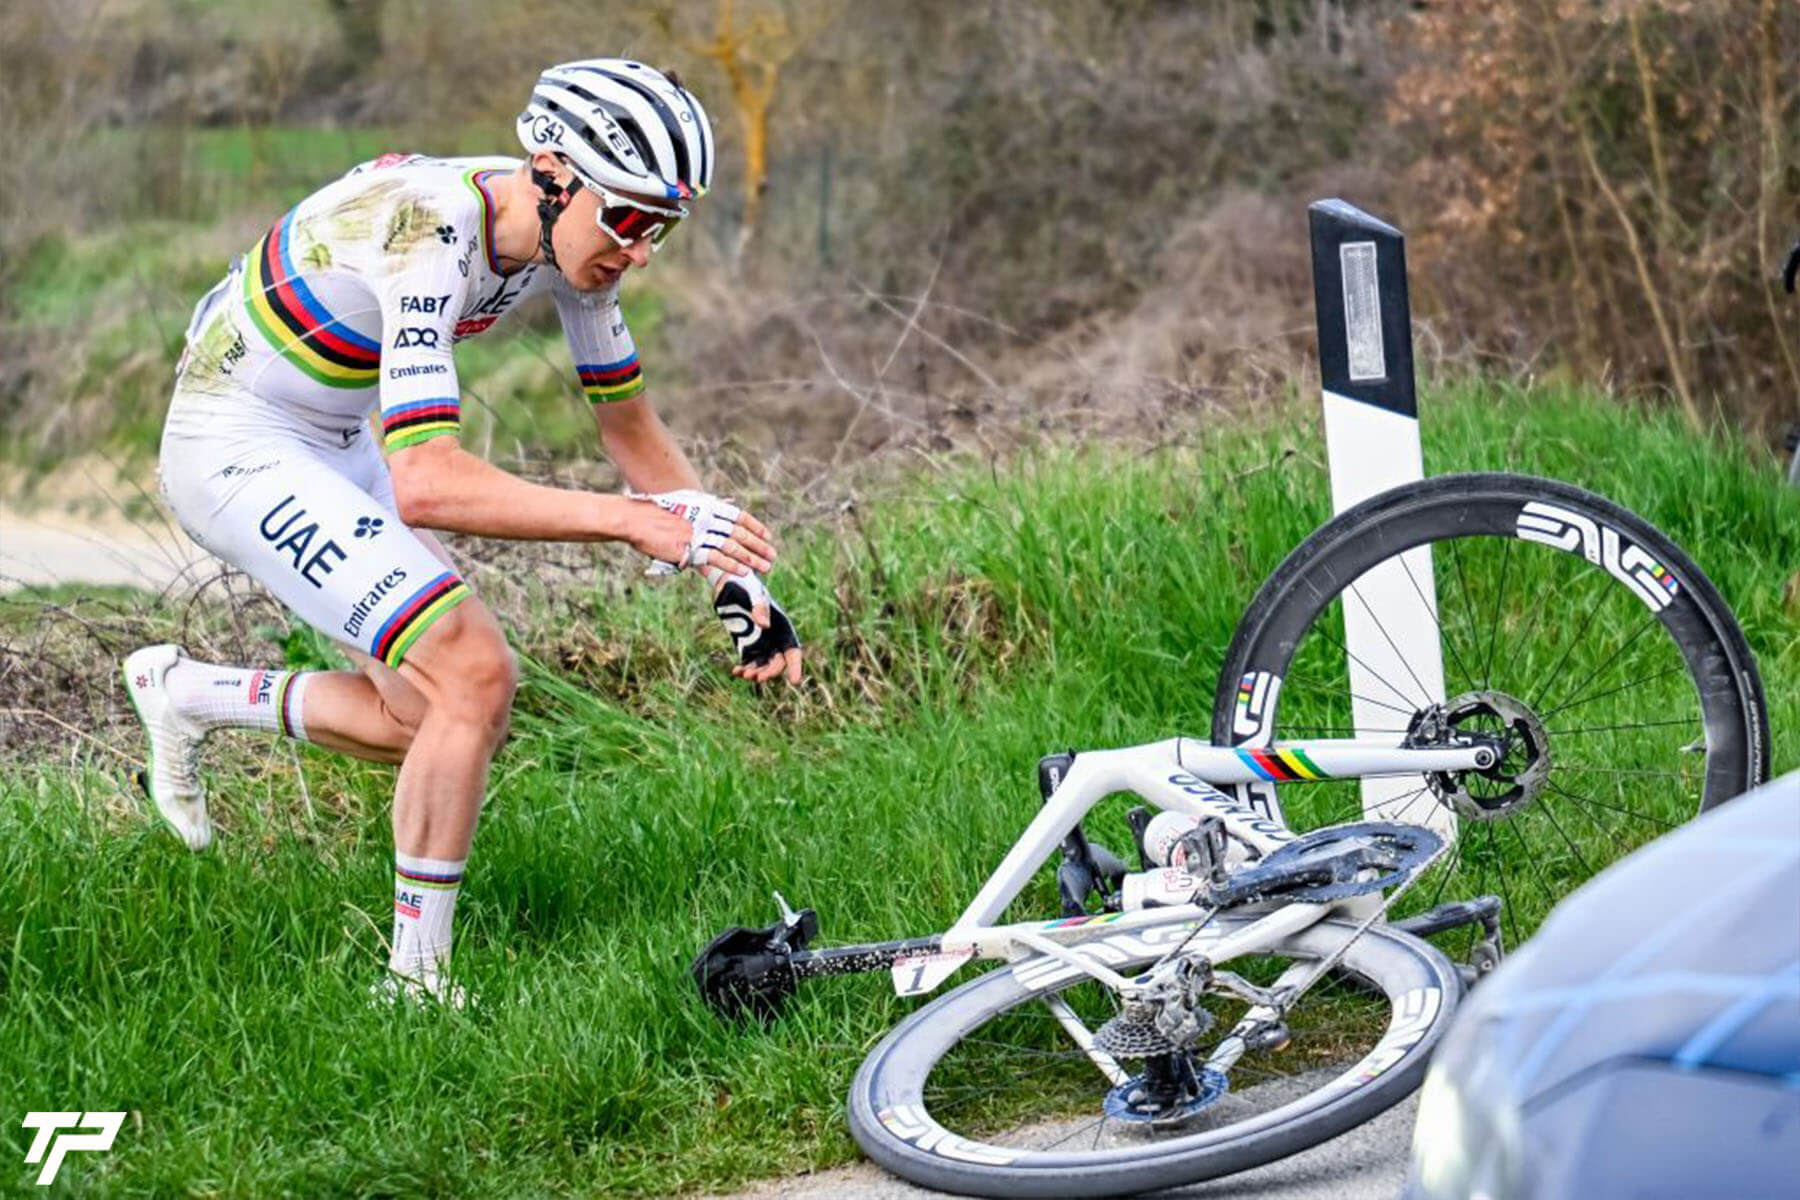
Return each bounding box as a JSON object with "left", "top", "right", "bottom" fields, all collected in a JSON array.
[
  {"left": 21, "top": 1111, "right": 125, "bottom": 1186},
  {"left": 393, "top": 327, "right": 440, "bottom": 350}
]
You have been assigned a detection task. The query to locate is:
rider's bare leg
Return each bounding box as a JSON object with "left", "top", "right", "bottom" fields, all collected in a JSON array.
[
  {"left": 376, "top": 597, "right": 516, "bottom": 989},
  {"left": 239, "top": 525, "right": 453, "bottom": 763},
  {"left": 288, "top": 657, "right": 428, "bottom": 763},
  {"left": 390, "top": 598, "right": 515, "bottom": 858}
]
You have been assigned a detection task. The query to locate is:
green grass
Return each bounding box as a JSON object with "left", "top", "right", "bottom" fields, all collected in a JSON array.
[{"left": 1, "top": 383, "right": 1795, "bottom": 1195}]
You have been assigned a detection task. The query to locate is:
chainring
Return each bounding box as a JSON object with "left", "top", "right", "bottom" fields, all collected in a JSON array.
[{"left": 1207, "top": 821, "right": 1445, "bottom": 907}]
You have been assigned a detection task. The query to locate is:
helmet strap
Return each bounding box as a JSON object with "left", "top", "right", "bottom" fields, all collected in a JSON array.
[{"left": 531, "top": 166, "right": 581, "bottom": 269}]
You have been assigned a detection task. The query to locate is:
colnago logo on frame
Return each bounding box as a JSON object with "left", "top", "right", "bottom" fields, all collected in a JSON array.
[{"left": 21, "top": 1112, "right": 124, "bottom": 1186}]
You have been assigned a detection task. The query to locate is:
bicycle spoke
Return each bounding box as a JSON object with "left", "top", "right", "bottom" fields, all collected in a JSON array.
[
  {"left": 1545, "top": 716, "right": 1701, "bottom": 736},
  {"left": 1306, "top": 615, "right": 1429, "bottom": 714},
  {"left": 1485, "top": 822, "right": 1522, "bottom": 951},
  {"left": 1272, "top": 725, "right": 1412, "bottom": 737},
  {"left": 1347, "top": 581, "right": 1434, "bottom": 707},
  {"left": 1493, "top": 548, "right": 1554, "bottom": 688},
  {"left": 1530, "top": 796, "right": 1596, "bottom": 879},
  {"left": 1399, "top": 545, "right": 1480, "bottom": 690},
  {"left": 1421, "top": 829, "right": 1466, "bottom": 913},
  {"left": 1522, "top": 568, "right": 1615, "bottom": 712},
  {"left": 1553, "top": 764, "right": 1701, "bottom": 782},
  {"left": 1266, "top": 670, "right": 1419, "bottom": 720},
  {"left": 1546, "top": 780, "right": 1681, "bottom": 832},
  {"left": 1480, "top": 537, "right": 1512, "bottom": 688},
  {"left": 1539, "top": 609, "right": 1659, "bottom": 720},
  {"left": 1539, "top": 662, "right": 1692, "bottom": 722}
]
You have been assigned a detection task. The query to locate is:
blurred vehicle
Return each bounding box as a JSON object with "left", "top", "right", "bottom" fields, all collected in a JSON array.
[{"left": 1406, "top": 770, "right": 1800, "bottom": 1199}]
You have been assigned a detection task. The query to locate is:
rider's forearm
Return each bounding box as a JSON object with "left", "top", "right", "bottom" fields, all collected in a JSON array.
[
  {"left": 594, "top": 394, "right": 702, "bottom": 493},
  {"left": 388, "top": 440, "right": 636, "bottom": 541}
]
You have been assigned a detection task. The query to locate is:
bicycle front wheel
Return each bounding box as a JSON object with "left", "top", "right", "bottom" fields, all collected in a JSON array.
[
  {"left": 1212, "top": 472, "right": 1769, "bottom": 947},
  {"left": 847, "top": 916, "right": 1459, "bottom": 1198}
]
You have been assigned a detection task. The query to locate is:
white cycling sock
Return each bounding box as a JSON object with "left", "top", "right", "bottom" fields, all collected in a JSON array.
[
  {"left": 390, "top": 852, "right": 465, "bottom": 983},
  {"left": 166, "top": 659, "right": 312, "bottom": 740}
]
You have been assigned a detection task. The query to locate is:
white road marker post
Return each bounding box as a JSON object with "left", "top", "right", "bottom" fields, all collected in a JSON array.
[{"left": 1307, "top": 199, "right": 1453, "bottom": 837}]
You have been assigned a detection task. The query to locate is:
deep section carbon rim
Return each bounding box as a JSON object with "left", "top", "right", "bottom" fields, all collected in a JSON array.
[
  {"left": 848, "top": 918, "right": 1458, "bottom": 1198},
  {"left": 1212, "top": 472, "right": 1768, "bottom": 951}
]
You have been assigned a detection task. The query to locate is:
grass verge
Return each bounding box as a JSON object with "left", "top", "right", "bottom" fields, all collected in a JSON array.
[{"left": 1, "top": 381, "right": 1795, "bottom": 1195}]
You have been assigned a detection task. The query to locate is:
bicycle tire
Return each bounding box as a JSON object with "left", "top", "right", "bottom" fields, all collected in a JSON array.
[
  {"left": 848, "top": 916, "right": 1460, "bottom": 1198},
  {"left": 1211, "top": 472, "right": 1769, "bottom": 941}
]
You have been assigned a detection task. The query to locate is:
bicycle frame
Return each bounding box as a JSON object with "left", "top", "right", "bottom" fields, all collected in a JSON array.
[
  {"left": 889, "top": 735, "right": 1488, "bottom": 999},
  {"left": 692, "top": 730, "right": 1485, "bottom": 1027}
]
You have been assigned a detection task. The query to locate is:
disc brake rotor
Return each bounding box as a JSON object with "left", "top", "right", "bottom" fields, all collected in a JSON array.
[{"left": 1417, "top": 690, "right": 1552, "bottom": 821}]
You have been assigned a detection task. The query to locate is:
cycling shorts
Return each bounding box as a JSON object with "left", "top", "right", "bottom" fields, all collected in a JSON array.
[{"left": 160, "top": 378, "right": 472, "bottom": 669}]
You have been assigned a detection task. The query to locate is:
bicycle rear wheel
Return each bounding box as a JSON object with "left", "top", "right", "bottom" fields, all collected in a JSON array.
[
  {"left": 848, "top": 916, "right": 1459, "bottom": 1198},
  {"left": 1212, "top": 472, "right": 1768, "bottom": 948}
]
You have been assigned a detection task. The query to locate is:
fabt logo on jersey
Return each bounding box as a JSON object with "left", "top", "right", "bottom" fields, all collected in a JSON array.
[
  {"left": 260, "top": 496, "right": 348, "bottom": 589},
  {"left": 221, "top": 332, "right": 247, "bottom": 374},
  {"left": 400, "top": 294, "right": 451, "bottom": 315},
  {"left": 393, "top": 327, "right": 440, "bottom": 350}
]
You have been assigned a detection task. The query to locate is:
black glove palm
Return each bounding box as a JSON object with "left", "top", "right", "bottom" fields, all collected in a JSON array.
[{"left": 713, "top": 575, "right": 800, "bottom": 667}]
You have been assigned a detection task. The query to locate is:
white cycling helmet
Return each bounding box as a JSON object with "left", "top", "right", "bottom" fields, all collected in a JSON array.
[{"left": 516, "top": 58, "right": 714, "bottom": 205}]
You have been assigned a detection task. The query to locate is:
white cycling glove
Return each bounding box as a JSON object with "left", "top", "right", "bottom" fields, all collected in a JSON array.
[
  {"left": 709, "top": 569, "right": 801, "bottom": 668},
  {"left": 631, "top": 488, "right": 743, "bottom": 575}
]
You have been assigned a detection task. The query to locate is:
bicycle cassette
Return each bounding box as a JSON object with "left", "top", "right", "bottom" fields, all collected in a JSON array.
[{"left": 1208, "top": 822, "right": 1444, "bottom": 907}]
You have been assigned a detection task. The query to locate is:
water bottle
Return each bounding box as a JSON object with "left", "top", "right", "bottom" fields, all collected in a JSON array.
[
  {"left": 1121, "top": 865, "right": 1207, "bottom": 911},
  {"left": 1121, "top": 812, "right": 1219, "bottom": 911},
  {"left": 1142, "top": 810, "right": 1207, "bottom": 869}
]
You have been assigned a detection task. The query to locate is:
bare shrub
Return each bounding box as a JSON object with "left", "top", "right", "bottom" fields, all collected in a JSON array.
[{"left": 1390, "top": 0, "right": 1799, "bottom": 435}]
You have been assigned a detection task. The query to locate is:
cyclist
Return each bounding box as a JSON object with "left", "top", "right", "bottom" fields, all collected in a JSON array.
[{"left": 123, "top": 59, "right": 802, "bottom": 1003}]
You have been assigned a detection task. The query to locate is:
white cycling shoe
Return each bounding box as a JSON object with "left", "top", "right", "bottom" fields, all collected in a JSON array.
[
  {"left": 122, "top": 644, "right": 213, "bottom": 851},
  {"left": 368, "top": 971, "right": 470, "bottom": 1011}
]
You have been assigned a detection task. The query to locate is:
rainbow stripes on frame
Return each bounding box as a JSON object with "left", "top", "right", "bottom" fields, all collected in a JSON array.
[
  {"left": 578, "top": 355, "right": 645, "bottom": 404},
  {"left": 370, "top": 572, "right": 470, "bottom": 667},
  {"left": 382, "top": 398, "right": 462, "bottom": 451},
  {"left": 244, "top": 212, "right": 381, "bottom": 388},
  {"left": 1235, "top": 746, "right": 1330, "bottom": 782}
]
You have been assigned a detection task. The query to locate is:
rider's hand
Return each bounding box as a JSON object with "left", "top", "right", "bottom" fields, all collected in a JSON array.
[
  {"left": 628, "top": 489, "right": 776, "bottom": 577},
  {"left": 711, "top": 570, "right": 803, "bottom": 686}
]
